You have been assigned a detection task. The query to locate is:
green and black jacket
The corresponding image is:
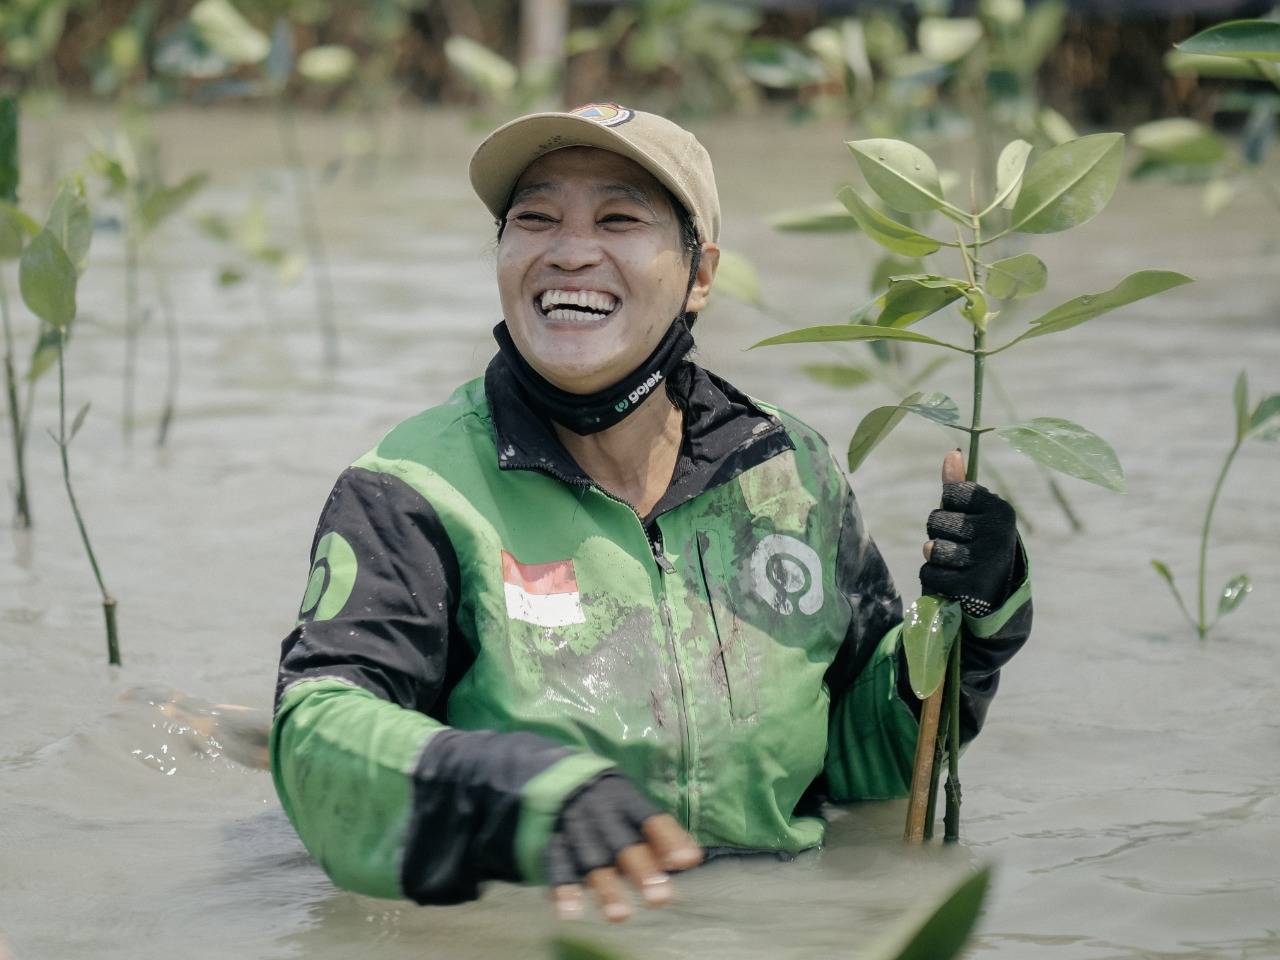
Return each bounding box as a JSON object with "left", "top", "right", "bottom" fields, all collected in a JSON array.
[{"left": 270, "top": 357, "right": 1032, "bottom": 904}]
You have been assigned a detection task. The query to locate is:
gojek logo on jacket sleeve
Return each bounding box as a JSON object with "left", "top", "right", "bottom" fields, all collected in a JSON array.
[{"left": 501, "top": 551, "right": 586, "bottom": 628}]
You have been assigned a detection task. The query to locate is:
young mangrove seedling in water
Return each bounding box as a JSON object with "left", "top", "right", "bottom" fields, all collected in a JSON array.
[
  {"left": 87, "top": 117, "right": 207, "bottom": 446},
  {"left": 18, "top": 177, "right": 121, "bottom": 665},
  {"left": 1152, "top": 372, "right": 1279, "bottom": 641},
  {"left": 752, "top": 132, "right": 1191, "bottom": 842},
  {"left": 1, "top": 95, "right": 38, "bottom": 529}
]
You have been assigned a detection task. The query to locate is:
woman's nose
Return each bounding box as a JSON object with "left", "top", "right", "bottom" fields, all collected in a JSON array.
[{"left": 544, "top": 219, "right": 604, "bottom": 271}]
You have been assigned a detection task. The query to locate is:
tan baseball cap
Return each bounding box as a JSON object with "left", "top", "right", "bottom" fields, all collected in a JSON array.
[{"left": 469, "top": 102, "right": 721, "bottom": 243}]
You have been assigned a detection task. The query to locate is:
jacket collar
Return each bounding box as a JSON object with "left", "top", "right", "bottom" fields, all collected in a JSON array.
[{"left": 484, "top": 353, "right": 794, "bottom": 521}]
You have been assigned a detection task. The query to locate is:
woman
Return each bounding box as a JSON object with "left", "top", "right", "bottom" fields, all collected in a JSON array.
[{"left": 270, "top": 103, "right": 1031, "bottom": 923}]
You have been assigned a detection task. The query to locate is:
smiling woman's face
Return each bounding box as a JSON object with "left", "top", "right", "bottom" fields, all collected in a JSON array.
[{"left": 496, "top": 146, "right": 695, "bottom": 395}]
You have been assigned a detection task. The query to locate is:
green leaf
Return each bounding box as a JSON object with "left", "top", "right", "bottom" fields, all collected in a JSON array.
[
  {"left": 0, "top": 202, "right": 39, "bottom": 261},
  {"left": 1217, "top": 574, "right": 1251, "bottom": 618},
  {"left": 1233, "top": 371, "right": 1250, "bottom": 442},
  {"left": 217, "top": 266, "right": 245, "bottom": 287},
  {"left": 994, "top": 417, "right": 1126, "bottom": 491},
  {"left": 69, "top": 401, "right": 91, "bottom": 441},
  {"left": 1248, "top": 393, "right": 1280, "bottom": 441},
  {"left": 45, "top": 178, "right": 91, "bottom": 275},
  {"left": 879, "top": 276, "right": 965, "bottom": 327},
  {"left": 903, "top": 391, "right": 960, "bottom": 426},
  {"left": 19, "top": 229, "right": 77, "bottom": 328},
  {"left": 27, "top": 323, "right": 65, "bottom": 382},
  {"left": 867, "top": 867, "right": 991, "bottom": 960},
  {"left": 1132, "top": 119, "right": 1228, "bottom": 165},
  {"left": 768, "top": 201, "right": 857, "bottom": 233},
  {"left": 901, "top": 595, "right": 962, "bottom": 699},
  {"left": 1151, "top": 559, "right": 1179, "bottom": 592},
  {"left": 918, "top": 17, "right": 982, "bottom": 64},
  {"left": 139, "top": 173, "right": 208, "bottom": 234},
  {"left": 1010, "top": 0, "right": 1067, "bottom": 77},
  {"left": 195, "top": 211, "right": 232, "bottom": 242},
  {"left": 0, "top": 95, "right": 17, "bottom": 204},
  {"left": 993, "top": 139, "right": 1033, "bottom": 211},
  {"left": 86, "top": 149, "right": 128, "bottom": 193},
  {"left": 298, "top": 44, "right": 356, "bottom": 85},
  {"left": 444, "top": 36, "right": 517, "bottom": 98},
  {"left": 1010, "top": 133, "right": 1125, "bottom": 234},
  {"left": 741, "top": 38, "right": 828, "bottom": 88},
  {"left": 992, "top": 270, "right": 1193, "bottom": 352},
  {"left": 1177, "top": 19, "right": 1280, "bottom": 63},
  {"left": 986, "top": 253, "right": 1047, "bottom": 300},
  {"left": 713, "top": 249, "right": 764, "bottom": 307},
  {"left": 801, "top": 363, "right": 873, "bottom": 389},
  {"left": 190, "top": 0, "right": 270, "bottom": 65},
  {"left": 848, "top": 403, "right": 910, "bottom": 472},
  {"left": 750, "top": 324, "right": 968, "bottom": 353},
  {"left": 1164, "top": 50, "right": 1260, "bottom": 79},
  {"left": 837, "top": 187, "right": 941, "bottom": 257},
  {"left": 846, "top": 139, "right": 949, "bottom": 215}
]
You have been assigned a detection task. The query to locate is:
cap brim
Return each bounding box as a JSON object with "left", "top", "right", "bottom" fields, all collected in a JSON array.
[{"left": 469, "top": 113, "right": 702, "bottom": 236}]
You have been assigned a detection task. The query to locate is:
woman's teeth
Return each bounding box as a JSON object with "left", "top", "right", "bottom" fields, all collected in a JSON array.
[{"left": 539, "top": 289, "right": 619, "bottom": 322}]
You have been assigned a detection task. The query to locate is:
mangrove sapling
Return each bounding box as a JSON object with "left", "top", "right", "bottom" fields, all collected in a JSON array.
[
  {"left": 1, "top": 94, "right": 40, "bottom": 529},
  {"left": 752, "top": 132, "right": 1191, "bottom": 842},
  {"left": 88, "top": 123, "right": 207, "bottom": 444},
  {"left": 1152, "top": 373, "right": 1280, "bottom": 641},
  {"left": 18, "top": 177, "right": 121, "bottom": 665}
]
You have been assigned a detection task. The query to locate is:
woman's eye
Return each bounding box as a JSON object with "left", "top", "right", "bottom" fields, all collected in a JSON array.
[
  {"left": 601, "top": 214, "right": 640, "bottom": 226},
  {"left": 513, "top": 212, "right": 555, "bottom": 227}
]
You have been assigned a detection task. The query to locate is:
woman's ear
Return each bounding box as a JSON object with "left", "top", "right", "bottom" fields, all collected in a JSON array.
[{"left": 685, "top": 243, "right": 720, "bottom": 314}]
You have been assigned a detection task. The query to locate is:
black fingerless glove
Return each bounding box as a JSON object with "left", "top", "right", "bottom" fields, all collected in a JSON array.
[
  {"left": 919, "top": 480, "right": 1018, "bottom": 618},
  {"left": 544, "top": 771, "right": 659, "bottom": 886}
]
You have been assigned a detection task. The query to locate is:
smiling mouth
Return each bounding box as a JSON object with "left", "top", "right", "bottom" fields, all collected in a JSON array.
[{"left": 536, "top": 288, "right": 620, "bottom": 324}]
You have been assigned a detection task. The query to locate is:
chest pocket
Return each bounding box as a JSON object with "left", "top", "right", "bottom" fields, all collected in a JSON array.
[{"left": 695, "top": 528, "right": 760, "bottom": 723}]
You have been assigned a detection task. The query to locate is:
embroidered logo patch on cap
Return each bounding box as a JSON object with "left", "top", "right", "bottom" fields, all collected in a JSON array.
[{"left": 570, "top": 102, "right": 634, "bottom": 127}]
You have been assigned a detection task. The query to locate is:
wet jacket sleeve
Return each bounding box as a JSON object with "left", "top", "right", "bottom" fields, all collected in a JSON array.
[
  {"left": 822, "top": 486, "right": 1032, "bottom": 802},
  {"left": 269, "top": 467, "right": 614, "bottom": 905}
]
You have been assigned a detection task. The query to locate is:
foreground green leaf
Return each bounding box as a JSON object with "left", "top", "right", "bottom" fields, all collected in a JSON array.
[
  {"left": 1248, "top": 394, "right": 1280, "bottom": 441},
  {"left": 847, "top": 139, "right": 949, "bottom": 214},
  {"left": 1217, "top": 574, "right": 1251, "bottom": 618},
  {"left": 903, "top": 392, "right": 960, "bottom": 425},
  {"left": 848, "top": 403, "right": 910, "bottom": 472},
  {"left": 994, "top": 417, "right": 1126, "bottom": 491},
  {"left": 768, "top": 201, "right": 857, "bottom": 233},
  {"left": 1177, "top": 19, "right": 1280, "bottom": 63},
  {"left": 837, "top": 187, "right": 941, "bottom": 257},
  {"left": 991, "top": 271, "right": 1193, "bottom": 352},
  {"left": 752, "top": 323, "right": 968, "bottom": 353},
  {"left": 992, "top": 138, "right": 1033, "bottom": 211},
  {"left": 879, "top": 277, "right": 965, "bottom": 327},
  {"left": 865, "top": 867, "right": 992, "bottom": 960},
  {"left": 1150, "top": 559, "right": 1192, "bottom": 623},
  {"left": 19, "top": 229, "right": 77, "bottom": 328},
  {"left": 902, "top": 595, "right": 962, "bottom": 699},
  {"left": 986, "top": 253, "right": 1047, "bottom": 300},
  {"left": 1010, "top": 133, "right": 1125, "bottom": 234}
]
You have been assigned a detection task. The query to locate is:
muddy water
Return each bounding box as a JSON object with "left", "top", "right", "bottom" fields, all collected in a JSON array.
[{"left": 1, "top": 107, "right": 1277, "bottom": 960}]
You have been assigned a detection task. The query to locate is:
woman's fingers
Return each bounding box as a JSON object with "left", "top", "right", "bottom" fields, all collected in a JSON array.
[
  {"left": 616, "top": 842, "right": 673, "bottom": 906},
  {"left": 641, "top": 813, "right": 703, "bottom": 872},
  {"left": 551, "top": 883, "right": 585, "bottom": 920},
  {"left": 585, "top": 867, "right": 633, "bottom": 923}
]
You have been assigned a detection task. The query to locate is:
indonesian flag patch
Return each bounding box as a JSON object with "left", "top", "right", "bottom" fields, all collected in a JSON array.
[{"left": 501, "top": 551, "right": 586, "bottom": 628}]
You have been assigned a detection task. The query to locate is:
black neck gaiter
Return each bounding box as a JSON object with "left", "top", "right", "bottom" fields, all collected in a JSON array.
[{"left": 492, "top": 317, "right": 695, "bottom": 436}]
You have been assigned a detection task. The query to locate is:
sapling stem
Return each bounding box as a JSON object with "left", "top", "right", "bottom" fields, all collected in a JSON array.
[
  {"left": 155, "top": 265, "right": 179, "bottom": 448},
  {"left": 275, "top": 99, "right": 338, "bottom": 366},
  {"left": 122, "top": 224, "right": 139, "bottom": 443},
  {"left": 1, "top": 270, "right": 32, "bottom": 527},
  {"left": 56, "top": 331, "right": 119, "bottom": 665},
  {"left": 1196, "top": 440, "right": 1241, "bottom": 639}
]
